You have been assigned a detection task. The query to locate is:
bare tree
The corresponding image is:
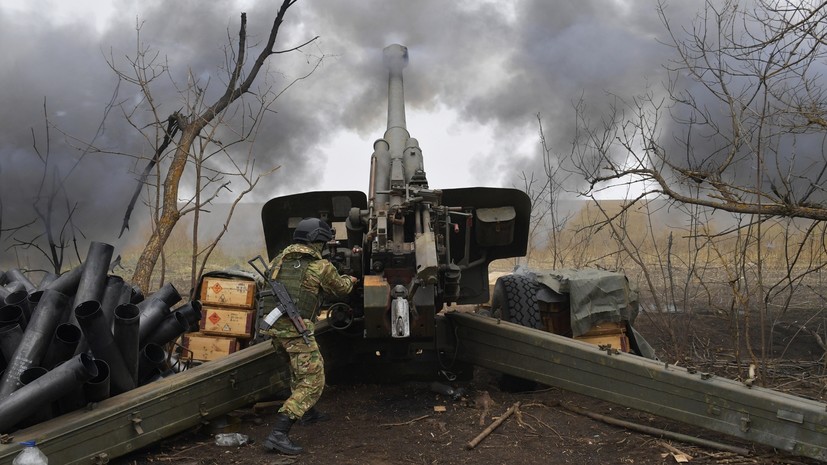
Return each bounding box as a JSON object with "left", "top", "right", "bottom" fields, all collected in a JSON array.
[
  {"left": 579, "top": 0, "right": 827, "bottom": 221},
  {"left": 4, "top": 93, "right": 121, "bottom": 275},
  {"left": 565, "top": 0, "right": 827, "bottom": 379},
  {"left": 107, "top": 1, "right": 318, "bottom": 293}
]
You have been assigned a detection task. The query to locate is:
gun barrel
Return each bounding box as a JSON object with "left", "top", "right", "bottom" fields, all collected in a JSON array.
[
  {"left": 383, "top": 44, "right": 408, "bottom": 134},
  {"left": 375, "top": 44, "right": 426, "bottom": 210}
]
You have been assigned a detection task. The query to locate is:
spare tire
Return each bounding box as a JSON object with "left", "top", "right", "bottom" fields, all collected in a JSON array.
[
  {"left": 490, "top": 274, "right": 542, "bottom": 392},
  {"left": 491, "top": 274, "right": 542, "bottom": 329}
]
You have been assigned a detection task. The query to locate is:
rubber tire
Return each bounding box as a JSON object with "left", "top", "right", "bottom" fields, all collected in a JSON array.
[
  {"left": 490, "top": 274, "right": 542, "bottom": 392},
  {"left": 491, "top": 274, "right": 542, "bottom": 329}
]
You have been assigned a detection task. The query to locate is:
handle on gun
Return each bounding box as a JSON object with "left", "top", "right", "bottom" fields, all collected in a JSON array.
[{"left": 248, "top": 255, "right": 270, "bottom": 279}]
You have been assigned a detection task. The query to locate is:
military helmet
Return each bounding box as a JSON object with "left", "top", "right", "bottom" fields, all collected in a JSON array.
[{"left": 293, "top": 217, "right": 333, "bottom": 244}]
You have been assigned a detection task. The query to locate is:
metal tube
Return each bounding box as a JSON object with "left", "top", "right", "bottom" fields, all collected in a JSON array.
[
  {"left": 18, "top": 366, "right": 53, "bottom": 428},
  {"left": 0, "top": 324, "right": 23, "bottom": 372},
  {"left": 4, "top": 290, "right": 31, "bottom": 324},
  {"left": 383, "top": 44, "right": 412, "bottom": 189},
  {"left": 83, "top": 359, "right": 110, "bottom": 403},
  {"left": 0, "top": 305, "right": 26, "bottom": 332},
  {"left": 5, "top": 269, "right": 36, "bottom": 293},
  {"left": 100, "top": 275, "right": 128, "bottom": 331},
  {"left": 71, "top": 242, "right": 114, "bottom": 311},
  {"left": 75, "top": 301, "right": 135, "bottom": 394},
  {"left": 140, "top": 282, "right": 182, "bottom": 308},
  {"left": 45, "top": 264, "right": 84, "bottom": 296},
  {"left": 383, "top": 44, "right": 409, "bottom": 135},
  {"left": 0, "top": 289, "right": 69, "bottom": 397},
  {"left": 0, "top": 353, "right": 98, "bottom": 433},
  {"left": 41, "top": 323, "right": 82, "bottom": 370},
  {"left": 137, "top": 343, "right": 166, "bottom": 386},
  {"left": 113, "top": 303, "right": 140, "bottom": 386},
  {"left": 36, "top": 273, "right": 59, "bottom": 291},
  {"left": 173, "top": 300, "right": 203, "bottom": 332},
  {"left": 2, "top": 281, "right": 25, "bottom": 295},
  {"left": 55, "top": 375, "right": 87, "bottom": 415},
  {"left": 371, "top": 140, "right": 391, "bottom": 211},
  {"left": 26, "top": 290, "right": 43, "bottom": 320},
  {"left": 144, "top": 311, "right": 189, "bottom": 348},
  {"left": 137, "top": 298, "right": 172, "bottom": 346},
  {"left": 129, "top": 284, "right": 144, "bottom": 305}
]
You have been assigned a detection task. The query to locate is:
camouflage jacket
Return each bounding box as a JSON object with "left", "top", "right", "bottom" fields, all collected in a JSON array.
[{"left": 269, "top": 243, "right": 353, "bottom": 319}]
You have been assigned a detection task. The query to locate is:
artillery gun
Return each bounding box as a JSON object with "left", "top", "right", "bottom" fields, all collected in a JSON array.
[
  {"left": 261, "top": 44, "right": 531, "bottom": 381},
  {"left": 4, "top": 44, "right": 827, "bottom": 464}
]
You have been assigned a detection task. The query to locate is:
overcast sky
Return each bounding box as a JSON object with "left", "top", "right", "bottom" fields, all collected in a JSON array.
[{"left": 0, "top": 0, "right": 701, "bottom": 257}]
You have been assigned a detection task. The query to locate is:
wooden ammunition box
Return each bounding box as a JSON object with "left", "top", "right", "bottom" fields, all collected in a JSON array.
[
  {"left": 200, "top": 306, "right": 256, "bottom": 339},
  {"left": 183, "top": 332, "right": 240, "bottom": 361},
  {"left": 200, "top": 277, "right": 256, "bottom": 309},
  {"left": 574, "top": 321, "right": 630, "bottom": 352}
]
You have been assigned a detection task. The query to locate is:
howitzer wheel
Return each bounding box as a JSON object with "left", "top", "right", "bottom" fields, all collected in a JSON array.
[
  {"left": 490, "top": 273, "right": 542, "bottom": 392},
  {"left": 491, "top": 274, "right": 542, "bottom": 329}
]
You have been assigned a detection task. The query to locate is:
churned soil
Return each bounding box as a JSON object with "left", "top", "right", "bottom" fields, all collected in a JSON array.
[{"left": 113, "top": 312, "right": 825, "bottom": 465}]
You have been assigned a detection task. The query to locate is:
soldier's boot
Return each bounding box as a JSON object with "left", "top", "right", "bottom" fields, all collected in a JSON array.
[
  {"left": 263, "top": 413, "right": 303, "bottom": 455},
  {"left": 298, "top": 407, "right": 330, "bottom": 426}
]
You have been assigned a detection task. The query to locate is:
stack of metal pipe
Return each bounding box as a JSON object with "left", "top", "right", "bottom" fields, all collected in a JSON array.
[{"left": 0, "top": 241, "right": 202, "bottom": 433}]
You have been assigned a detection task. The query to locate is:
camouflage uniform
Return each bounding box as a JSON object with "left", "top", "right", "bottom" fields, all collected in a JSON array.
[{"left": 266, "top": 242, "right": 353, "bottom": 420}]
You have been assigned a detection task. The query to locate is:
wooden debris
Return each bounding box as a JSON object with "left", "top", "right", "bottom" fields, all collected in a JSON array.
[
  {"left": 563, "top": 403, "right": 751, "bottom": 457},
  {"left": 660, "top": 441, "right": 693, "bottom": 462},
  {"left": 379, "top": 414, "right": 431, "bottom": 427},
  {"left": 466, "top": 401, "right": 521, "bottom": 450}
]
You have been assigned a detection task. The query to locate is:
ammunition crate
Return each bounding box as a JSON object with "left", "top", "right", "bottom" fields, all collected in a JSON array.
[
  {"left": 200, "top": 306, "right": 256, "bottom": 339},
  {"left": 199, "top": 277, "right": 256, "bottom": 309},
  {"left": 183, "top": 332, "right": 241, "bottom": 361},
  {"left": 574, "top": 321, "right": 630, "bottom": 352}
]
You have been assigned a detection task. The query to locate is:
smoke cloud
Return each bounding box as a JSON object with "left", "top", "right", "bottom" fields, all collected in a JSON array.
[{"left": 0, "top": 0, "right": 705, "bottom": 266}]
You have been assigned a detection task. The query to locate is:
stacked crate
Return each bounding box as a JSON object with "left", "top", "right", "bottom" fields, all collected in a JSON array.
[
  {"left": 574, "top": 321, "right": 630, "bottom": 352},
  {"left": 183, "top": 276, "right": 257, "bottom": 362}
]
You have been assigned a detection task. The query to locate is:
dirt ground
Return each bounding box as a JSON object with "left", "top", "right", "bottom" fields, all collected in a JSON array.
[{"left": 112, "top": 312, "right": 826, "bottom": 465}]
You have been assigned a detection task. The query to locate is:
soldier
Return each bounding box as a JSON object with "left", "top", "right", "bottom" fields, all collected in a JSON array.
[{"left": 263, "top": 217, "right": 357, "bottom": 455}]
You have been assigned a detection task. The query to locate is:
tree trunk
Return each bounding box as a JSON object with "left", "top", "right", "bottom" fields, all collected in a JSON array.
[{"left": 131, "top": 127, "right": 195, "bottom": 292}]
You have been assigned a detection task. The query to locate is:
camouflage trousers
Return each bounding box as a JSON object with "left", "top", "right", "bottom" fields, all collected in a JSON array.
[{"left": 269, "top": 318, "right": 325, "bottom": 420}]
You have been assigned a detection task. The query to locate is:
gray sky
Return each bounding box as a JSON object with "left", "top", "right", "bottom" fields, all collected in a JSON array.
[{"left": 0, "top": 0, "right": 699, "bottom": 259}]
